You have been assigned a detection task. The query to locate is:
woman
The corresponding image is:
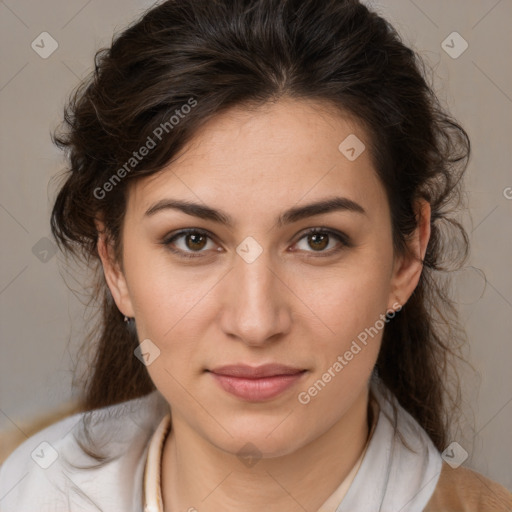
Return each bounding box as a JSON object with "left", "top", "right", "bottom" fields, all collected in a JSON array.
[{"left": 1, "top": 0, "right": 510, "bottom": 510}]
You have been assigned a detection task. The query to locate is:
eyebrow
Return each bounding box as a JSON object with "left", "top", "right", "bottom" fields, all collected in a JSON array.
[{"left": 144, "top": 196, "right": 367, "bottom": 228}]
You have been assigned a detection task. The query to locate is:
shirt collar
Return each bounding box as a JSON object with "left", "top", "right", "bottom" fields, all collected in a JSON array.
[
  {"left": 143, "top": 393, "right": 379, "bottom": 512},
  {"left": 143, "top": 412, "right": 171, "bottom": 512},
  {"left": 336, "top": 379, "right": 443, "bottom": 511}
]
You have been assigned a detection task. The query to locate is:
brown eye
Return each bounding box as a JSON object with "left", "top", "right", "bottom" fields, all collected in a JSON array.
[
  {"left": 185, "top": 232, "right": 208, "bottom": 251},
  {"left": 293, "top": 228, "right": 350, "bottom": 256},
  {"left": 307, "top": 232, "right": 329, "bottom": 251},
  {"left": 163, "top": 229, "right": 217, "bottom": 259}
]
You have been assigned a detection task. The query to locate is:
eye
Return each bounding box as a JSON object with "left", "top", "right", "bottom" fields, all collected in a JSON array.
[
  {"left": 162, "top": 228, "right": 219, "bottom": 259},
  {"left": 292, "top": 227, "right": 350, "bottom": 256},
  {"left": 162, "top": 226, "right": 351, "bottom": 260}
]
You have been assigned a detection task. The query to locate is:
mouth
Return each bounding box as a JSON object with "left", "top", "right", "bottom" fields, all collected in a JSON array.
[{"left": 207, "top": 364, "right": 307, "bottom": 402}]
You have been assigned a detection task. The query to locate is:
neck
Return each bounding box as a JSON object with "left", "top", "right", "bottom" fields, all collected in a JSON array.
[{"left": 161, "top": 387, "right": 372, "bottom": 512}]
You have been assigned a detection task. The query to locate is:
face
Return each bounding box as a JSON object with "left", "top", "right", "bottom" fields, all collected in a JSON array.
[{"left": 98, "top": 97, "right": 428, "bottom": 458}]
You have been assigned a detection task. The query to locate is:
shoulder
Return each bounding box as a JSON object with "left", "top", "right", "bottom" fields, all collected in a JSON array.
[
  {"left": 424, "top": 462, "right": 512, "bottom": 512},
  {"left": 0, "top": 400, "right": 82, "bottom": 465},
  {"left": 0, "top": 391, "right": 170, "bottom": 512}
]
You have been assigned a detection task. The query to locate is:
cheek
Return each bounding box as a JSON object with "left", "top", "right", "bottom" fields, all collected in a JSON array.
[
  {"left": 301, "top": 261, "right": 392, "bottom": 344},
  {"left": 294, "top": 254, "right": 392, "bottom": 399},
  {"left": 124, "top": 247, "right": 215, "bottom": 339},
  {"left": 124, "top": 259, "right": 224, "bottom": 401},
  {"left": 294, "top": 271, "right": 388, "bottom": 418}
]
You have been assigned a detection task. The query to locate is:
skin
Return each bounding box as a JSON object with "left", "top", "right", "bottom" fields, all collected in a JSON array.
[{"left": 97, "top": 97, "right": 430, "bottom": 512}]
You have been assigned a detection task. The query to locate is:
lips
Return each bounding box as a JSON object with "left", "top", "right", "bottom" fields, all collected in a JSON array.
[
  {"left": 208, "top": 364, "right": 307, "bottom": 401},
  {"left": 210, "top": 364, "right": 305, "bottom": 378}
]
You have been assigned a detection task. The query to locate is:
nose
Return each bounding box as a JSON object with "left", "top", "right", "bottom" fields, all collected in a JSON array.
[{"left": 218, "top": 247, "right": 293, "bottom": 347}]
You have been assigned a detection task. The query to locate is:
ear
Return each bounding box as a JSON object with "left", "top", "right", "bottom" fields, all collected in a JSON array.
[
  {"left": 388, "top": 198, "right": 431, "bottom": 310},
  {"left": 95, "top": 219, "right": 135, "bottom": 318}
]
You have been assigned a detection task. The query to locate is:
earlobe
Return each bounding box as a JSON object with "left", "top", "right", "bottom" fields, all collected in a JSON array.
[
  {"left": 388, "top": 199, "right": 431, "bottom": 309},
  {"left": 95, "top": 221, "right": 135, "bottom": 318}
]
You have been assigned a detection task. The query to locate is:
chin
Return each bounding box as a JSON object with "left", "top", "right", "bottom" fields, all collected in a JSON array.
[{"left": 206, "top": 416, "right": 311, "bottom": 460}]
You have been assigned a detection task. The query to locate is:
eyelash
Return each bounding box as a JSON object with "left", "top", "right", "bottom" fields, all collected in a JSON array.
[{"left": 161, "top": 227, "right": 351, "bottom": 260}]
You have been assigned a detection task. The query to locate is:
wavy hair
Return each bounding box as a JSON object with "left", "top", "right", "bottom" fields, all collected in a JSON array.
[{"left": 50, "top": 0, "right": 470, "bottom": 452}]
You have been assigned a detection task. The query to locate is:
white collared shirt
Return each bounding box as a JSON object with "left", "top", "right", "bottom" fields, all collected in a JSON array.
[
  {"left": 143, "top": 413, "right": 171, "bottom": 512},
  {"left": 142, "top": 398, "right": 376, "bottom": 512},
  {"left": 0, "top": 378, "right": 442, "bottom": 511}
]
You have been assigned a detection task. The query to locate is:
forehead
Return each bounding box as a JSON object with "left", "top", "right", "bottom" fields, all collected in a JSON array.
[{"left": 127, "top": 98, "right": 386, "bottom": 222}]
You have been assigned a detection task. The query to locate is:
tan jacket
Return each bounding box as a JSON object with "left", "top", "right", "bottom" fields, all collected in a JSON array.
[{"left": 424, "top": 462, "right": 512, "bottom": 511}]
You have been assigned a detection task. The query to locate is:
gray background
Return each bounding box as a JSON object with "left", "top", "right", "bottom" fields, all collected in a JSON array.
[{"left": 1, "top": 0, "right": 511, "bottom": 491}]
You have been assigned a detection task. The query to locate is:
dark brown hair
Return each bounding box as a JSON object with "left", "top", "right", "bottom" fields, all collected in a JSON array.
[{"left": 50, "top": 0, "right": 470, "bottom": 452}]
